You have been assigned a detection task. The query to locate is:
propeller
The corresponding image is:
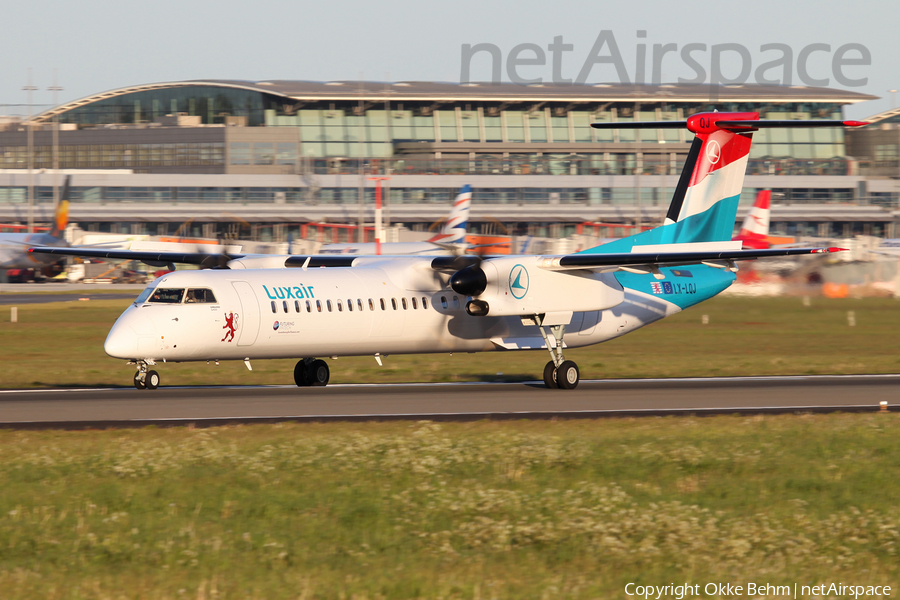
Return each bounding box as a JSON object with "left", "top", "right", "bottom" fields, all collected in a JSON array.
[{"left": 450, "top": 263, "right": 487, "bottom": 297}]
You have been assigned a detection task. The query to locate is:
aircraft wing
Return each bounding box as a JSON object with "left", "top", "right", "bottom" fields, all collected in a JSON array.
[
  {"left": 29, "top": 246, "right": 244, "bottom": 268},
  {"left": 29, "top": 246, "right": 359, "bottom": 269},
  {"left": 536, "top": 246, "right": 844, "bottom": 274}
]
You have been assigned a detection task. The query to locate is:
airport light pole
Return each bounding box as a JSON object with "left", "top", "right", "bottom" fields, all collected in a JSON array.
[
  {"left": 23, "top": 69, "right": 37, "bottom": 234},
  {"left": 368, "top": 176, "right": 390, "bottom": 255},
  {"left": 48, "top": 70, "right": 63, "bottom": 217}
]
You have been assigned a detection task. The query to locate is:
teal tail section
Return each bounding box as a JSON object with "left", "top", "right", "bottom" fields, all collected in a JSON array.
[
  {"left": 578, "top": 195, "right": 741, "bottom": 309},
  {"left": 578, "top": 193, "right": 740, "bottom": 255},
  {"left": 614, "top": 266, "right": 735, "bottom": 310}
]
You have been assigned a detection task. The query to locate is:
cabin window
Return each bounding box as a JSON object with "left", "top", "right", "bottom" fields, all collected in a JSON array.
[
  {"left": 283, "top": 300, "right": 289, "bottom": 313},
  {"left": 185, "top": 288, "right": 217, "bottom": 304},
  {"left": 327, "top": 300, "right": 333, "bottom": 312},
  {"left": 411, "top": 297, "right": 418, "bottom": 309},
  {"left": 380, "top": 298, "right": 386, "bottom": 310},
  {"left": 401, "top": 298, "right": 408, "bottom": 310},
  {"left": 294, "top": 300, "right": 300, "bottom": 313},
  {"left": 306, "top": 300, "right": 311, "bottom": 313},
  {"left": 270, "top": 301, "right": 277, "bottom": 313},
  {"left": 358, "top": 299, "right": 364, "bottom": 312},
  {"left": 391, "top": 298, "right": 397, "bottom": 310},
  {"left": 440, "top": 296, "right": 448, "bottom": 309},
  {"left": 422, "top": 297, "right": 428, "bottom": 309},
  {"left": 337, "top": 300, "right": 343, "bottom": 312},
  {"left": 368, "top": 299, "right": 375, "bottom": 311},
  {"left": 148, "top": 288, "right": 184, "bottom": 304},
  {"left": 452, "top": 296, "right": 460, "bottom": 309},
  {"left": 316, "top": 300, "right": 322, "bottom": 312},
  {"left": 347, "top": 299, "right": 353, "bottom": 312}
]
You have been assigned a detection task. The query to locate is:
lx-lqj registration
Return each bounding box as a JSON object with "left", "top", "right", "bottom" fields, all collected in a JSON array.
[{"left": 32, "top": 113, "right": 865, "bottom": 390}]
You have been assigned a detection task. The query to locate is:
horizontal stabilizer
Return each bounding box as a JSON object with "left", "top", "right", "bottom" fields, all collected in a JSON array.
[
  {"left": 538, "top": 247, "right": 844, "bottom": 271},
  {"left": 592, "top": 119, "right": 868, "bottom": 132}
]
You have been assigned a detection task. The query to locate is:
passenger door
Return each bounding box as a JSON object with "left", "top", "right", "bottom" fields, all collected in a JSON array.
[{"left": 231, "top": 281, "right": 260, "bottom": 346}]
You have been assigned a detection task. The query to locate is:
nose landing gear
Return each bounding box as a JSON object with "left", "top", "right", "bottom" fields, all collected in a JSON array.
[{"left": 131, "top": 360, "right": 160, "bottom": 390}]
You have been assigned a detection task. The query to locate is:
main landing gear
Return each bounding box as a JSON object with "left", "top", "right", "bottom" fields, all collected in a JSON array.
[
  {"left": 535, "top": 316, "right": 580, "bottom": 390},
  {"left": 132, "top": 360, "right": 160, "bottom": 390},
  {"left": 294, "top": 358, "right": 330, "bottom": 387}
]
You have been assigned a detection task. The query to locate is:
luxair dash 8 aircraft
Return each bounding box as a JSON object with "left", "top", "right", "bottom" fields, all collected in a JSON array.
[{"left": 32, "top": 113, "right": 865, "bottom": 390}]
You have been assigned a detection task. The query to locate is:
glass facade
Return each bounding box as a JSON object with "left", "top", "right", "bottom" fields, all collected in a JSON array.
[
  {"left": 0, "top": 142, "right": 226, "bottom": 169},
  {"left": 8, "top": 85, "right": 888, "bottom": 237},
  {"left": 32, "top": 83, "right": 849, "bottom": 160},
  {"left": 0, "top": 184, "right": 864, "bottom": 208},
  {"left": 55, "top": 86, "right": 280, "bottom": 127}
]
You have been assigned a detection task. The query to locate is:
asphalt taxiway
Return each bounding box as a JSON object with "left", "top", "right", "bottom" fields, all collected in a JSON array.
[{"left": 0, "top": 375, "right": 897, "bottom": 429}]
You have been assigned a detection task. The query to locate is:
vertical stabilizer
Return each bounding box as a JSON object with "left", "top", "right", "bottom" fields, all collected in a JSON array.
[
  {"left": 735, "top": 189, "right": 771, "bottom": 249},
  {"left": 47, "top": 176, "right": 71, "bottom": 239},
  {"left": 658, "top": 112, "right": 757, "bottom": 243},
  {"left": 579, "top": 113, "right": 865, "bottom": 254},
  {"left": 429, "top": 184, "right": 471, "bottom": 244}
]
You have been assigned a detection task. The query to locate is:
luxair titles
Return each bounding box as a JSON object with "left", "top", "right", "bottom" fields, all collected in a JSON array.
[{"left": 263, "top": 285, "right": 315, "bottom": 300}]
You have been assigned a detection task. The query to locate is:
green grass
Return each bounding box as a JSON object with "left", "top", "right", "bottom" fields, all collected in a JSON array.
[
  {"left": 0, "top": 416, "right": 898, "bottom": 598},
  {"left": 0, "top": 296, "right": 898, "bottom": 388}
]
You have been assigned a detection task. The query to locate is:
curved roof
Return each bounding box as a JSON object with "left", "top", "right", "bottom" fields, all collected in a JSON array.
[
  {"left": 32, "top": 79, "right": 878, "bottom": 123},
  {"left": 860, "top": 106, "right": 900, "bottom": 125}
]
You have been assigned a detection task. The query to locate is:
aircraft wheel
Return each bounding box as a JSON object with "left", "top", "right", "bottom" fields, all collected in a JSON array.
[
  {"left": 556, "top": 361, "right": 579, "bottom": 390},
  {"left": 543, "top": 361, "right": 559, "bottom": 389},
  {"left": 309, "top": 360, "right": 330, "bottom": 387},
  {"left": 293, "top": 360, "right": 311, "bottom": 387},
  {"left": 145, "top": 370, "right": 160, "bottom": 390},
  {"left": 133, "top": 372, "right": 146, "bottom": 390}
]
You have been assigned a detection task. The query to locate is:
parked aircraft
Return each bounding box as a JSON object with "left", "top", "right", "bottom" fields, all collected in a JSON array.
[
  {"left": 1, "top": 177, "right": 70, "bottom": 272},
  {"left": 318, "top": 185, "right": 471, "bottom": 255},
  {"left": 32, "top": 113, "right": 863, "bottom": 390},
  {"left": 734, "top": 190, "right": 772, "bottom": 249}
]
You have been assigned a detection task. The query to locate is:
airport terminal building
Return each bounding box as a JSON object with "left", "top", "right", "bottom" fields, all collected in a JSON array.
[{"left": 0, "top": 80, "right": 897, "bottom": 241}]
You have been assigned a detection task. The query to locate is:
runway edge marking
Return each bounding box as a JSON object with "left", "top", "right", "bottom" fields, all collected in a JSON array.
[{"left": 0, "top": 404, "right": 896, "bottom": 431}]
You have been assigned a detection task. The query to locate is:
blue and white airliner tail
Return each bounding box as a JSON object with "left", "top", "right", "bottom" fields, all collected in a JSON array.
[
  {"left": 428, "top": 184, "right": 471, "bottom": 245},
  {"left": 318, "top": 185, "right": 472, "bottom": 255}
]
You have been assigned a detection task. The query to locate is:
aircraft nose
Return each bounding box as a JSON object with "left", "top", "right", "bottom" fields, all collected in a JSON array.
[{"left": 104, "top": 324, "right": 138, "bottom": 359}]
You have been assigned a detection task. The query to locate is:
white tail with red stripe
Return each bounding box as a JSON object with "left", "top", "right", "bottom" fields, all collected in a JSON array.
[
  {"left": 581, "top": 113, "right": 866, "bottom": 254},
  {"left": 428, "top": 184, "right": 471, "bottom": 244}
]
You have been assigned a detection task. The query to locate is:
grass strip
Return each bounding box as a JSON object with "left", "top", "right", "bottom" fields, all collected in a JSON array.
[{"left": 0, "top": 416, "right": 897, "bottom": 598}]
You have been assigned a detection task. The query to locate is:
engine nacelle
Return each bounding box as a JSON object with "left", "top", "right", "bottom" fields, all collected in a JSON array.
[{"left": 452, "top": 256, "right": 624, "bottom": 317}]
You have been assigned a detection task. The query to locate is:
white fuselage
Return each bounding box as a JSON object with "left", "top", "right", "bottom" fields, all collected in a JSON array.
[
  {"left": 104, "top": 256, "right": 682, "bottom": 363},
  {"left": 317, "top": 242, "right": 456, "bottom": 256}
]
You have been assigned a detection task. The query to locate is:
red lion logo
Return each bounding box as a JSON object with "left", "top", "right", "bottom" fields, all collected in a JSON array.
[{"left": 222, "top": 312, "right": 239, "bottom": 342}]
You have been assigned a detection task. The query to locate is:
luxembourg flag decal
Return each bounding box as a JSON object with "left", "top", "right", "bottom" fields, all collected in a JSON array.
[{"left": 650, "top": 282, "right": 663, "bottom": 294}]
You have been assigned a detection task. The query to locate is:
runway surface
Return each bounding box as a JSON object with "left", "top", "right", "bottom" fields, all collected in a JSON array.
[
  {"left": 0, "top": 375, "right": 897, "bottom": 429},
  {"left": 0, "top": 283, "right": 143, "bottom": 305},
  {"left": 0, "top": 293, "right": 137, "bottom": 305}
]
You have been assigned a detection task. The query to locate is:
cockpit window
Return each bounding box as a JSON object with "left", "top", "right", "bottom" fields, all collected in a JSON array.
[
  {"left": 185, "top": 288, "right": 217, "bottom": 304},
  {"left": 148, "top": 288, "right": 185, "bottom": 304},
  {"left": 134, "top": 283, "right": 158, "bottom": 304}
]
